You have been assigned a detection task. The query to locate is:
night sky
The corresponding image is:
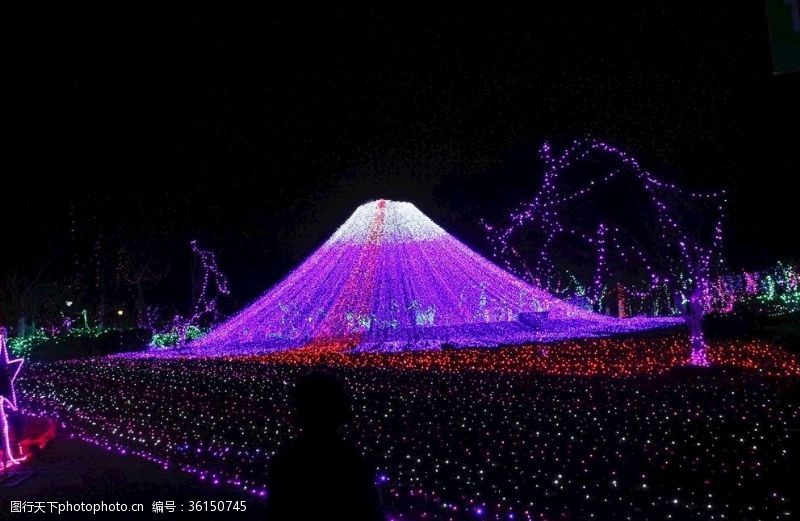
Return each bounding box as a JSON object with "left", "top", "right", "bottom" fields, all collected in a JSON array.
[{"left": 8, "top": 3, "right": 799, "bottom": 312}]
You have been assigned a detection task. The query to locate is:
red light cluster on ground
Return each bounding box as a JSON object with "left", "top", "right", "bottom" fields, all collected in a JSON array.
[{"left": 244, "top": 335, "right": 800, "bottom": 378}]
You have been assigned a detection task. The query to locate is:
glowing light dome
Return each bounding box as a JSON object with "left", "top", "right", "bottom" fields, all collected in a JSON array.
[{"left": 191, "top": 200, "right": 680, "bottom": 354}]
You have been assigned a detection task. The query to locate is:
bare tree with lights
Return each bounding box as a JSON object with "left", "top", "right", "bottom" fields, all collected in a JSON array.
[{"left": 485, "top": 138, "right": 726, "bottom": 365}]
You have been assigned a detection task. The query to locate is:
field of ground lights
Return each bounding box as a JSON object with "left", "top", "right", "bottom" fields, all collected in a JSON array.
[{"left": 17, "top": 334, "right": 800, "bottom": 520}]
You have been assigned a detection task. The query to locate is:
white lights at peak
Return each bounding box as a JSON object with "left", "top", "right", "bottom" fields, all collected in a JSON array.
[{"left": 326, "top": 200, "right": 447, "bottom": 245}]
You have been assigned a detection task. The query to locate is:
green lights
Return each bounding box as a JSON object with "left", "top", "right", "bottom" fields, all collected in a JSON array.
[
  {"left": 150, "top": 325, "right": 207, "bottom": 348},
  {"left": 7, "top": 324, "right": 110, "bottom": 357}
]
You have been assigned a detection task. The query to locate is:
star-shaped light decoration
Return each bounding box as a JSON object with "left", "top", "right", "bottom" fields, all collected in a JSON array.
[
  {"left": 0, "top": 327, "right": 25, "bottom": 468},
  {"left": 0, "top": 328, "right": 23, "bottom": 409}
]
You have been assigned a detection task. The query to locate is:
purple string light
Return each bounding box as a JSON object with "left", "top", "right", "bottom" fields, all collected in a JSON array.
[{"left": 484, "top": 138, "right": 727, "bottom": 365}]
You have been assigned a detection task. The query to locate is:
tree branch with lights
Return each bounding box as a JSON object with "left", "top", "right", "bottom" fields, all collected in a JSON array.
[{"left": 484, "top": 138, "right": 727, "bottom": 365}]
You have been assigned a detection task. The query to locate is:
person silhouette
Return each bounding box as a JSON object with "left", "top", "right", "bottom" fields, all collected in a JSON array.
[{"left": 266, "top": 371, "right": 383, "bottom": 520}]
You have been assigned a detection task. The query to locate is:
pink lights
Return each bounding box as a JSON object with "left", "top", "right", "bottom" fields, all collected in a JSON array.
[
  {"left": 689, "top": 344, "right": 710, "bottom": 367},
  {"left": 0, "top": 328, "right": 25, "bottom": 470}
]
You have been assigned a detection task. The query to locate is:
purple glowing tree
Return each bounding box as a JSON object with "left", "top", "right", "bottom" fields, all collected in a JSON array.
[
  {"left": 151, "top": 240, "right": 230, "bottom": 348},
  {"left": 484, "top": 138, "right": 726, "bottom": 365}
]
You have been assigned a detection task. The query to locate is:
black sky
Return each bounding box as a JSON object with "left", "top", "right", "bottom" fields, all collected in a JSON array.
[{"left": 8, "top": 3, "right": 799, "bottom": 309}]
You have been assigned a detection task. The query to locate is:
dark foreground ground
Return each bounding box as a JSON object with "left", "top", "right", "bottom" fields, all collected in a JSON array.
[{"left": 0, "top": 437, "right": 267, "bottom": 520}]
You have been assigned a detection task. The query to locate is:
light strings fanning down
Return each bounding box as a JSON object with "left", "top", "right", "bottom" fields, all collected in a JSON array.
[{"left": 182, "top": 200, "right": 679, "bottom": 356}]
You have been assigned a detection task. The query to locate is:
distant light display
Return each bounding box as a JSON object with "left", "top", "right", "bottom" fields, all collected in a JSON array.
[
  {"left": 19, "top": 335, "right": 800, "bottom": 519},
  {"left": 7, "top": 322, "right": 109, "bottom": 358},
  {"left": 188, "top": 200, "right": 679, "bottom": 355},
  {"left": 707, "top": 261, "right": 800, "bottom": 317}
]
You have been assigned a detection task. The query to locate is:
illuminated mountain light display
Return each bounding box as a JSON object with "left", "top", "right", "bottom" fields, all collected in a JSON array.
[
  {"left": 9, "top": 4, "right": 800, "bottom": 520},
  {"left": 13, "top": 199, "right": 798, "bottom": 519},
  {"left": 190, "top": 200, "right": 680, "bottom": 355}
]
